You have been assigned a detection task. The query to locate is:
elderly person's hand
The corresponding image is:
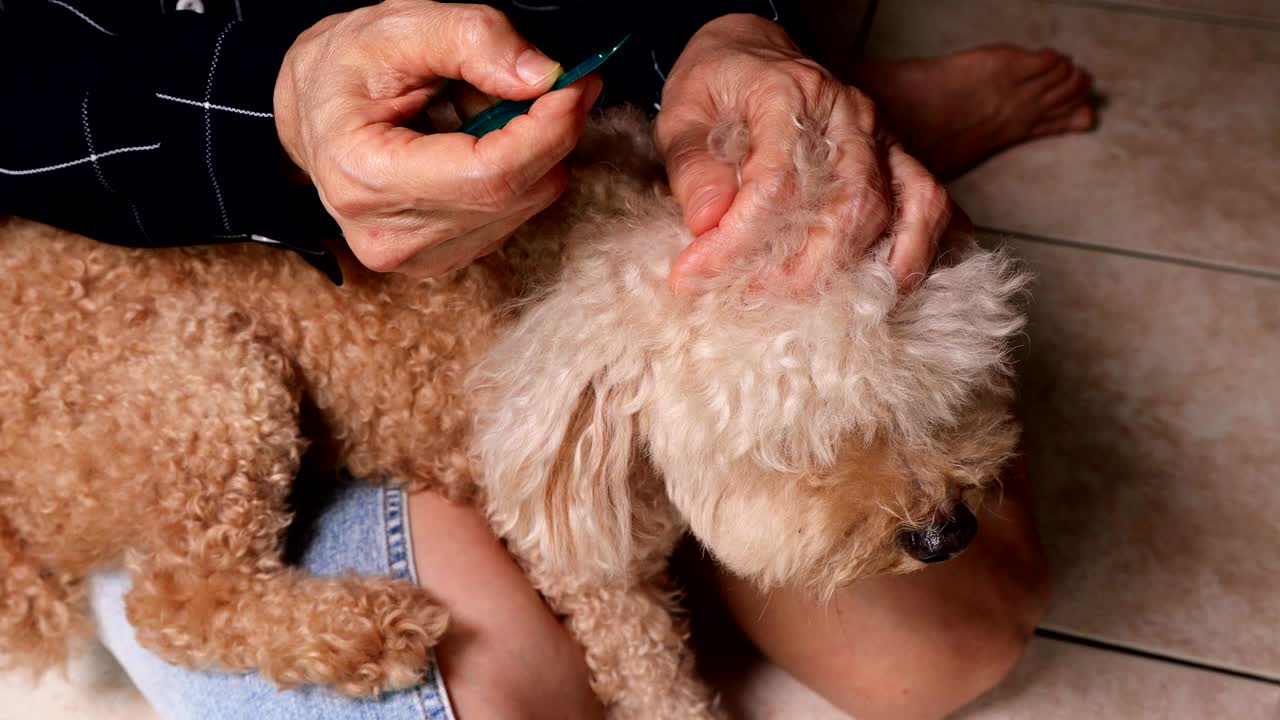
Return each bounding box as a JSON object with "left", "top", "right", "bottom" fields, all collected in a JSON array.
[
  {"left": 656, "top": 14, "right": 968, "bottom": 293},
  {"left": 273, "top": 0, "right": 601, "bottom": 277}
]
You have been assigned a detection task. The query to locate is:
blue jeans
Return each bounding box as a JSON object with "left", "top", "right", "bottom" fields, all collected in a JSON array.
[{"left": 90, "top": 484, "right": 457, "bottom": 720}]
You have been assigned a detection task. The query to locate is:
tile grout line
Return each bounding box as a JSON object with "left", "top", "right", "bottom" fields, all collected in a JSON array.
[
  {"left": 1035, "top": 627, "right": 1280, "bottom": 686},
  {"left": 977, "top": 225, "right": 1280, "bottom": 283},
  {"left": 1048, "top": 0, "right": 1280, "bottom": 32}
]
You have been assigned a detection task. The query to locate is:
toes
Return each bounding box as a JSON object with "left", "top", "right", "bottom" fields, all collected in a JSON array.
[
  {"left": 1022, "top": 55, "right": 1074, "bottom": 94},
  {"left": 1016, "top": 47, "right": 1065, "bottom": 79},
  {"left": 1041, "top": 65, "right": 1094, "bottom": 111},
  {"left": 1067, "top": 104, "right": 1096, "bottom": 131},
  {"left": 1030, "top": 104, "right": 1096, "bottom": 138}
]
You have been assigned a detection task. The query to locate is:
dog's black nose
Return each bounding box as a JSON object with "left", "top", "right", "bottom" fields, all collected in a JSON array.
[{"left": 897, "top": 505, "right": 978, "bottom": 564}]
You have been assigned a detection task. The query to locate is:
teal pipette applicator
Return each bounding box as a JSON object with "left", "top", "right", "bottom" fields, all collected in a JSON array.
[{"left": 458, "top": 34, "right": 631, "bottom": 138}]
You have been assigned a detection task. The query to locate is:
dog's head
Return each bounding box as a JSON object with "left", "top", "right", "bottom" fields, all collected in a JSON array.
[
  {"left": 653, "top": 378, "right": 1021, "bottom": 597},
  {"left": 633, "top": 233, "right": 1026, "bottom": 597},
  {"left": 470, "top": 111, "right": 1029, "bottom": 594}
]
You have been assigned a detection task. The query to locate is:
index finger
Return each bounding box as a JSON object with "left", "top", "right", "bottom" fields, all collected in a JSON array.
[
  {"left": 371, "top": 3, "right": 564, "bottom": 100},
  {"left": 351, "top": 75, "right": 601, "bottom": 212}
]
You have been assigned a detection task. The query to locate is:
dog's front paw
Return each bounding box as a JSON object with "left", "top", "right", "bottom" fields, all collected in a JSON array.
[
  {"left": 258, "top": 577, "right": 450, "bottom": 697},
  {"left": 337, "top": 596, "right": 450, "bottom": 697}
]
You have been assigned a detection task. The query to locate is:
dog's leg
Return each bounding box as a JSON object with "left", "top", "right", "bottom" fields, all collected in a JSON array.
[
  {"left": 125, "top": 553, "right": 447, "bottom": 696},
  {"left": 120, "top": 449, "right": 448, "bottom": 696},
  {"left": 119, "top": 340, "right": 447, "bottom": 697},
  {"left": 530, "top": 565, "right": 720, "bottom": 720},
  {"left": 0, "top": 510, "right": 87, "bottom": 670},
  {"left": 479, "top": 369, "right": 721, "bottom": 718},
  {"left": 519, "top": 459, "right": 718, "bottom": 718}
]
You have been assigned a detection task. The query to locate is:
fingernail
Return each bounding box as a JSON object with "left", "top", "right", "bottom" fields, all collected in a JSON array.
[{"left": 516, "top": 49, "right": 562, "bottom": 86}]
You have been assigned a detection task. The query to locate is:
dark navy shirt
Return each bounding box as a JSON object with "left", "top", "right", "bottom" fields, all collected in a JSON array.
[{"left": 0, "top": 0, "right": 809, "bottom": 282}]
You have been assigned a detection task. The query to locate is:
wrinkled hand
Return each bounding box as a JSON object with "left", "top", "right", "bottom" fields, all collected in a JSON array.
[
  {"left": 274, "top": 0, "right": 602, "bottom": 277},
  {"left": 655, "top": 14, "right": 968, "bottom": 293}
]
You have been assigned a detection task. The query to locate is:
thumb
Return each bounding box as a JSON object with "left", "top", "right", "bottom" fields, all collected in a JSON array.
[
  {"left": 662, "top": 129, "right": 740, "bottom": 237},
  {"left": 384, "top": 4, "right": 563, "bottom": 100}
]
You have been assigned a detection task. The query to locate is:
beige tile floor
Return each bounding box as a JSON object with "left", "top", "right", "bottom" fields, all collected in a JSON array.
[{"left": 3, "top": 1, "right": 1278, "bottom": 718}]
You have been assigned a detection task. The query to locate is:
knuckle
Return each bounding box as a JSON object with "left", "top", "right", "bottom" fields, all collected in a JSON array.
[
  {"left": 841, "top": 89, "right": 880, "bottom": 130},
  {"left": 361, "top": 254, "right": 401, "bottom": 274},
  {"left": 350, "top": 240, "right": 400, "bottom": 273},
  {"left": 317, "top": 148, "right": 385, "bottom": 218},
  {"left": 323, "top": 181, "right": 377, "bottom": 218},
  {"left": 367, "top": 0, "right": 421, "bottom": 37},
  {"left": 919, "top": 179, "right": 951, "bottom": 217},
  {"left": 781, "top": 58, "right": 832, "bottom": 96},
  {"left": 353, "top": 226, "right": 454, "bottom": 274},
  {"left": 855, "top": 92, "right": 878, "bottom": 118},
  {"left": 455, "top": 5, "right": 508, "bottom": 47},
  {"left": 471, "top": 167, "right": 521, "bottom": 211}
]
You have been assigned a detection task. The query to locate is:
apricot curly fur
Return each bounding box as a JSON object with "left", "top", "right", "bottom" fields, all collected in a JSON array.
[{"left": 0, "top": 217, "right": 504, "bottom": 694}]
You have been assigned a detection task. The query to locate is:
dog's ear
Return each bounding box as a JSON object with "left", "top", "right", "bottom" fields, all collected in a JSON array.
[{"left": 469, "top": 309, "right": 643, "bottom": 582}]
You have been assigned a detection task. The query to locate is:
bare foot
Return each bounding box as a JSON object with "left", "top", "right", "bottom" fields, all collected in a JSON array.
[{"left": 853, "top": 44, "right": 1096, "bottom": 178}]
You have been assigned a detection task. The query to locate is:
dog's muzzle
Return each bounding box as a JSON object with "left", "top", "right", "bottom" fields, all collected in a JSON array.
[{"left": 897, "top": 505, "right": 978, "bottom": 564}]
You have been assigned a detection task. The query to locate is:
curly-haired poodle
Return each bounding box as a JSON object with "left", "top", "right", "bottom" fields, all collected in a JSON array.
[{"left": 0, "top": 109, "right": 1027, "bottom": 717}]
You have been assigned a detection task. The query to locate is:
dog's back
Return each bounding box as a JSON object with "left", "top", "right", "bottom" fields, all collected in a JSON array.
[{"left": 0, "top": 217, "right": 509, "bottom": 675}]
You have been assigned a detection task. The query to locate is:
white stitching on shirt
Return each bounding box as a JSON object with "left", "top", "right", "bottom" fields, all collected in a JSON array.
[
  {"left": 46, "top": 0, "right": 116, "bottom": 36},
  {"left": 81, "top": 92, "right": 151, "bottom": 241},
  {"left": 81, "top": 93, "right": 113, "bottom": 192},
  {"left": 0, "top": 143, "right": 162, "bottom": 176},
  {"left": 126, "top": 200, "right": 151, "bottom": 241},
  {"left": 204, "top": 22, "right": 235, "bottom": 233},
  {"left": 156, "top": 92, "right": 272, "bottom": 118}
]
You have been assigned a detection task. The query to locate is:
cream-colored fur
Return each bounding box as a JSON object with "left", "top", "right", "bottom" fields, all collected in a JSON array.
[
  {"left": 473, "top": 109, "right": 1028, "bottom": 717},
  {"left": 0, "top": 108, "right": 1027, "bottom": 718}
]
